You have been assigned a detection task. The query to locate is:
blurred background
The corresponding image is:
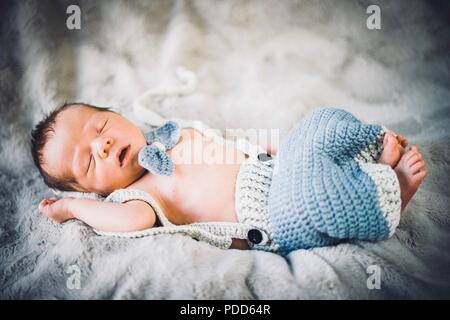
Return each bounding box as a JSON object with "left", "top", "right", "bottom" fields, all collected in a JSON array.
[{"left": 1, "top": 0, "right": 449, "bottom": 299}]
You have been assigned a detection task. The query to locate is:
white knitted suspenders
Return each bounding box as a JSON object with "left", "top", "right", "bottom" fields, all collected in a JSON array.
[{"left": 94, "top": 189, "right": 254, "bottom": 249}]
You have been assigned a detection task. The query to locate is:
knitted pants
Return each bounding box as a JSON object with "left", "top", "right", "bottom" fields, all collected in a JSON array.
[{"left": 234, "top": 108, "right": 401, "bottom": 254}]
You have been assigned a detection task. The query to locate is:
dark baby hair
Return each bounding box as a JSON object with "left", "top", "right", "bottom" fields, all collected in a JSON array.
[{"left": 30, "top": 102, "right": 112, "bottom": 192}]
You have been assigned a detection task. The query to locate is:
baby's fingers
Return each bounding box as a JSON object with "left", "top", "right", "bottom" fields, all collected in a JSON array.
[
  {"left": 38, "top": 200, "right": 50, "bottom": 213},
  {"left": 38, "top": 198, "right": 59, "bottom": 212}
]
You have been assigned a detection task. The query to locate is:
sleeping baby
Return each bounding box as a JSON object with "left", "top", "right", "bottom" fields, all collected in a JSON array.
[{"left": 30, "top": 103, "right": 427, "bottom": 254}]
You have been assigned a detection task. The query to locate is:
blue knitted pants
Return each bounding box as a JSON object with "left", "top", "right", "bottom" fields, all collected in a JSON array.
[{"left": 267, "top": 108, "right": 401, "bottom": 254}]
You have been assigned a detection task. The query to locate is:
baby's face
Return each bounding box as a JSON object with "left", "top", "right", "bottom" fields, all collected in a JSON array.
[{"left": 42, "top": 105, "right": 147, "bottom": 195}]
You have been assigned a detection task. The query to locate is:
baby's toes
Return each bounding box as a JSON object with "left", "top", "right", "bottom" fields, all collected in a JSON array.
[
  {"left": 416, "top": 167, "right": 428, "bottom": 179},
  {"left": 407, "top": 152, "right": 422, "bottom": 166},
  {"left": 397, "top": 134, "right": 409, "bottom": 148},
  {"left": 400, "top": 148, "right": 415, "bottom": 164},
  {"left": 398, "top": 144, "right": 406, "bottom": 157},
  {"left": 410, "top": 159, "right": 425, "bottom": 175},
  {"left": 402, "top": 139, "right": 409, "bottom": 147},
  {"left": 384, "top": 132, "right": 395, "bottom": 146},
  {"left": 404, "top": 146, "right": 419, "bottom": 161},
  {"left": 412, "top": 167, "right": 428, "bottom": 187}
]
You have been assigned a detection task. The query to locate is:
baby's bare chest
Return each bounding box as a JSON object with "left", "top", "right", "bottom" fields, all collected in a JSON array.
[
  {"left": 134, "top": 128, "right": 248, "bottom": 225},
  {"left": 168, "top": 129, "right": 247, "bottom": 223}
]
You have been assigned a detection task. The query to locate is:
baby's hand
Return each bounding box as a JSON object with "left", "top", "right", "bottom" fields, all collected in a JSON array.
[{"left": 38, "top": 197, "right": 75, "bottom": 224}]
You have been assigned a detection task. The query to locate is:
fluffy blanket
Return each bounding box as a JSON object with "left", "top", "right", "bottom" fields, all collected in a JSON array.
[{"left": 1, "top": 0, "right": 449, "bottom": 299}]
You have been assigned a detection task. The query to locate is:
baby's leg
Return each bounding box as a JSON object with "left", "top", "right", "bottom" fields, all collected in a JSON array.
[
  {"left": 394, "top": 145, "right": 428, "bottom": 211},
  {"left": 378, "top": 131, "right": 408, "bottom": 168}
]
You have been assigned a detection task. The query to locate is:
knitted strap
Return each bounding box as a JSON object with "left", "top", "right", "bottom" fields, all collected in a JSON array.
[
  {"left": 172, "top": 119, "right": 266, "bottom": 160},
  {"left": 94, "top": 188, "right": 252, "bottom": 249},
  {"left": 103, "top": 188, "right": 172, "bottom": 227},
  {"left": 95, "top": 224, "right": 239, "bottom": 250},
  {"left": 234, "top": 157, "right": 279, "bottom": 252}
]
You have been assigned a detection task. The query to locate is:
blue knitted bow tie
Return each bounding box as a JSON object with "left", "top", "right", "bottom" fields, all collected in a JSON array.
[{"left": 138, "top": 121, "right": 181, "bottom": 176}]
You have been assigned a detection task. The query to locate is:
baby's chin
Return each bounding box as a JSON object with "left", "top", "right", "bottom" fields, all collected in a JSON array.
[
  {"left": 114, "top": 167, "right": 147, "bottom": 190},
  {"left": 88, "top": 166, "right": 146, "bottom": 196}
]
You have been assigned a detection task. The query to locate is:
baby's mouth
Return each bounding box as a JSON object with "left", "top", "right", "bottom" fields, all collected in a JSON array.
[{"left": 118, "top": 145, "right": 130, "bottom": 167}]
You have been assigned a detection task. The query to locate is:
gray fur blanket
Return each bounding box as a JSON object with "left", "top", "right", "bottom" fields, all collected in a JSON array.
[{"left": 1, "top": 0, "right": 449, "bottom": 299}]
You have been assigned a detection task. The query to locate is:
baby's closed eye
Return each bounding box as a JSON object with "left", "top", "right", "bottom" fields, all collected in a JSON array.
[{"left": 98, "top": 119, "right": 108, "bottom": 133}]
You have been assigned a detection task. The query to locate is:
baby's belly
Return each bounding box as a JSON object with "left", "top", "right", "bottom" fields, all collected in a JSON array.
[
  {"left": 163, "top": 128, "right": 247, "bottom": 225},
  {"left": 168, "top": 163, "right": 242, "bottom": 224}
]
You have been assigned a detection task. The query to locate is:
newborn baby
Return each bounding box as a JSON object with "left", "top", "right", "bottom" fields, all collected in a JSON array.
[{"left": 31, "top": 103, "right": 427, "bottom": 253}]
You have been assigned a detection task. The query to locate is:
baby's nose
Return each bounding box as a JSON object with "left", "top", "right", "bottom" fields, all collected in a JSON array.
[{"left": 97, "top": 137, "right": 114, "bottom": 159}]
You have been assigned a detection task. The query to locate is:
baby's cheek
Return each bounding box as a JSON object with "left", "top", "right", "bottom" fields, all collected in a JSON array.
[
  {"left": 92, "top": 171, "right": 117, "bottom": 195},
  {"left": 101, "top": 170, "right": 130, "bottom": 191},
  {"left": 96, "top": 165, "right": 139, "bottom": 193}
]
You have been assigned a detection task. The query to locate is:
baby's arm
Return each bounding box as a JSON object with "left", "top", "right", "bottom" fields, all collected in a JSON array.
[{"left": 39, "top": 197, "right": 156, "bottom": 232}]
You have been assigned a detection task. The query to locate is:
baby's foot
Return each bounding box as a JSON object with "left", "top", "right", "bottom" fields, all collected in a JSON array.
[
  {"left": 378, "top": 132, "right": 408, "bottom": 168},
  {"left": 394, "top": 145, "right": 428, "bottom": 211}
]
